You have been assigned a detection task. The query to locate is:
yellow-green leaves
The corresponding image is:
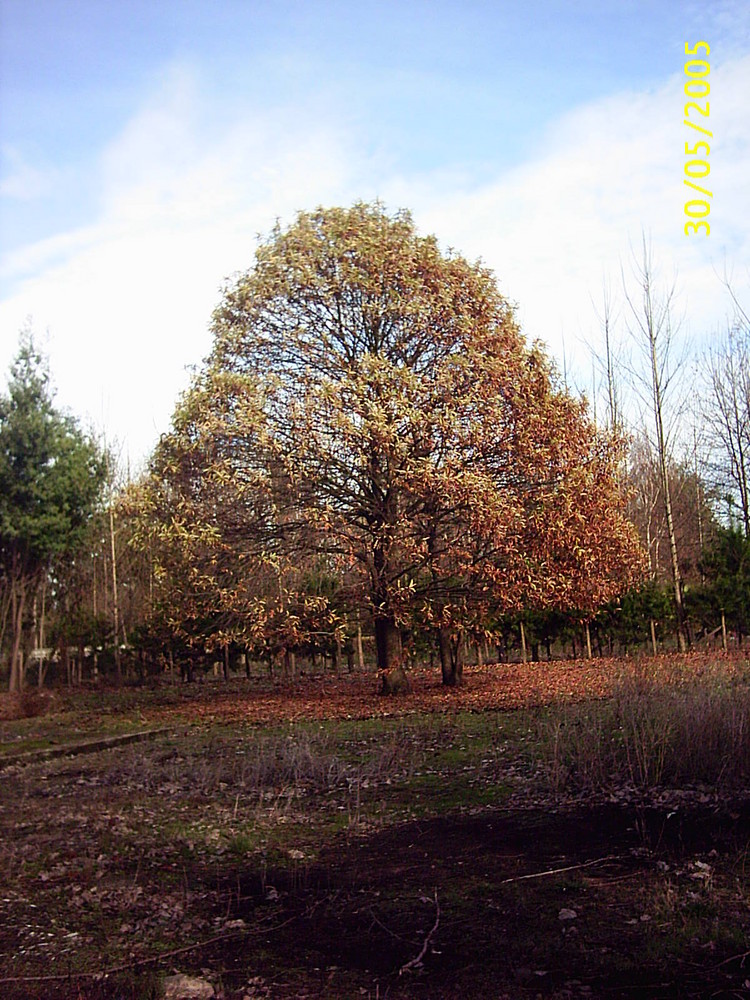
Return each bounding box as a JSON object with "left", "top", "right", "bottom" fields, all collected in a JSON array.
[{"left": 137, "top": 202, "right": 643, "bottom": 672}]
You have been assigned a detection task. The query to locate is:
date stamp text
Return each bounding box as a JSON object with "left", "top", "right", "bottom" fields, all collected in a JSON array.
[{"left": 684, "top": 41, "right": 711, "bottom": 236}]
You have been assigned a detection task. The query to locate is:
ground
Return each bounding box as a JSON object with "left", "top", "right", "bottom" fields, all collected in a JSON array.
[{"left": 0, "top": 655, "right": 749, "bottom": 999}]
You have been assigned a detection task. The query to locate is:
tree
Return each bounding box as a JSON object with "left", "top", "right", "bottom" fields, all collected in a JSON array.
[
  {"left": 0, "top": 332, "right": 106, "bottom": 691},
  {"left": 703, "top": 321, "right": 750, "bottom": 535},
  {"left": 623, "top": 239, "right": 690, "bottom": 651},
  {"left": 697, "top": 526, "right": 750, "bottom": 645},
  {"left": 626, "top": 431, "right": 717, "bottom": 587},
  {"left": 144, "top": 202, "right": 642, "bottom": 683}
]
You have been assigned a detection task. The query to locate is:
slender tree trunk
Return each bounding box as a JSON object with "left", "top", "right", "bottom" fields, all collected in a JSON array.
[
  {"left": 650, "top": 619, "right": 658, "bottom": 656},
  {"left": 9, "top": 580, "right": 27, "bottom": 693},
  {"left": 438, "top": 628, "right": 450, "bottom": 682},
  {"left": 645, "top": 263, "right": 688, "bottom": 651},
  {"left": 109, "top": 506, "right": 122, "bottom": 682},
  {"left": 372, "top": 529, "right": 401, "bottom": 673},
  {"left": 519, "top": 621, "right": 528, "bottom": 664},
  {"left": 449, "top": 633, "right": 465, "bottom": 686},
  {"left": 35, "top": 577, "right": 47, "bottom": 689},
  {"left": 625, "top": 243, "right": 689, "bottom": 651},
  {"left": 356, "top": 615, "right": 365, "bottom": 670},
  {"left": 585, "top": 623, "right": 593, "bottom": 660},
  {"left": 694, "top": 429, "right": 706, "bottom": 584}
]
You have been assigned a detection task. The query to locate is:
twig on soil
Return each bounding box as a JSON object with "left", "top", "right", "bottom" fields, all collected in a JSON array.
[
  {"left": 399, "top": 889, "right": 440, "bottom": 975},
  {"left": 0, "top": 931, "right": 248, "bottom": 984},
  {"left": 715, "top": 948, "right": 750, "bottom": 969},
  {"left": 0, "top": 909, "right": 305, "bottom": 985},
  {"left": 499, "top": 855, "right": 620, "bottom": 884},
  {"left": 367, "top": 908, "right": 409, "bottom": 943}
]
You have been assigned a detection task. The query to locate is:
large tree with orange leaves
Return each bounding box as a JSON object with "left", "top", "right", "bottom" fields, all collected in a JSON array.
[{"left": 142, "top": 202, "right": 642, "bottom": 684}]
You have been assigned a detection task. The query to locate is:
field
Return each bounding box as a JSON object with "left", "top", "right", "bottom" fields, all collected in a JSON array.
[{"left": 1, "top": 654, "right": 750, "bottom": 1000}]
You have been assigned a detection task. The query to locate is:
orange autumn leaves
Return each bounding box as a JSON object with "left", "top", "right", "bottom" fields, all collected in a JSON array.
[{"left": 129, "top": 203, "right": 644, "bottom": 673}]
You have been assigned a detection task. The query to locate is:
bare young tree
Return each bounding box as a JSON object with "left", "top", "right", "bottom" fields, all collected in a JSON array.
[
  {"left": 622, "top": 238, "right": 690, "bottom": 651},
  {"left": 589, "top": 278, "right": 623, "bottom": 435},
  {"left": 702, "top": 318, "right": 750, "bottom": 536}
]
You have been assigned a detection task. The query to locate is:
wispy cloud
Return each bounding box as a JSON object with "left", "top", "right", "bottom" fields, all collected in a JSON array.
[
  {"left": 0, "top": 146, "right": 58, "bottom": 200},
  {"left": 406, "top": 51, "right": 750, "bottom": 368},
  {"left": 0, "top": 63, "right": 371, "bottom": 465},
  {"left": 1, "top": 50, "right": 748, "bottom": 464}
]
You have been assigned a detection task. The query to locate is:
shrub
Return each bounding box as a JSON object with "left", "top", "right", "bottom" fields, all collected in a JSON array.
[{"left": 540, "top": 662, "right": 750, "bottom": 794}]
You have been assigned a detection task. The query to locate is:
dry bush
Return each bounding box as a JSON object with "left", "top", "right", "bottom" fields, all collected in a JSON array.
[
  {"left": 0, "top": 688, "right": 54, "bottom": 721},
  {"left": 108, "top": 722, "right": 428, "bottom": 801},
  {"left": 541, "top": 661, "right": 750, "bottom": 794}
]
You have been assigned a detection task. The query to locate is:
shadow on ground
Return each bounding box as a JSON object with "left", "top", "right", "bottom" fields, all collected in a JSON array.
[{"left": 196, "top": 803, "right": 750, "bottom": 999}]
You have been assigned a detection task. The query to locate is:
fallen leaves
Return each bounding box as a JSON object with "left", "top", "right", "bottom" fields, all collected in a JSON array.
[{"left": 137, "top": 653, "right": 746, "bottom": 729}]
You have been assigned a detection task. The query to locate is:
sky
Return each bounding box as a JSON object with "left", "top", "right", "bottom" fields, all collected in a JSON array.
[{"left": 1, "top": 0, "right": 749, "bottom": 469}]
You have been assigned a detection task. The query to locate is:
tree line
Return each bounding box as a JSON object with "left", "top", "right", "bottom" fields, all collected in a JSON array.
[{"left": 1, "top": 204, "right": 748, "bottom": 692}]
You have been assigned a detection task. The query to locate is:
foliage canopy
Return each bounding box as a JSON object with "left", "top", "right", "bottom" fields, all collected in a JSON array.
[
  {"left": 138, "top": 203, "right": 643, "bottom": 682},
  {"left": 0, "top": 332, "right": 107, "bottom": 690}
]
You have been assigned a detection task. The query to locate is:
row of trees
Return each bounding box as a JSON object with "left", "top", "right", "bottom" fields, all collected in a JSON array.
[{"left": 2, "top": 204, "right": 749, "bottom": 690}]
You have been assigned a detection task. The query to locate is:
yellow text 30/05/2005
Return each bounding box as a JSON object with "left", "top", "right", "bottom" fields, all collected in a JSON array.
[{"left": 684, "top": 41, "right": 711, "bottom": 237}]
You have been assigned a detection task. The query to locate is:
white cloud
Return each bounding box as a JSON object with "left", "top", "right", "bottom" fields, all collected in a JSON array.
[
  {"left": 0, "top": 64, "right": 368, "bottom": 467},
  {"left": 1, "top": 51, "right": 748, "bottom": 465},
  {"left": 0, "top": 146, "right": 57, "bottom": 200},
  {"left": 398, "top": 51, "right": 750, "bottom": 376}
]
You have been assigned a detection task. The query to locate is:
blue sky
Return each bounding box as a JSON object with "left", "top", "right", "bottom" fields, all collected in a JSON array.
[{"left": 1, "top": 0, "right": 749, "bottom": 466}]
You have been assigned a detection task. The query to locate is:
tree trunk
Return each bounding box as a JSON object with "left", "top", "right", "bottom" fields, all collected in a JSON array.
[
  {"left": 647, "top": 287, "right": 688, "bottom": 652},
  {"left": 519, "top": 621, "right": 528, "bottom": 664},
  {"left": 332, "top": 636, "right": 341, "bottom": 674},
  {"left": 36, "top": 577, "right": 47, "bottom": 688},
  {"left": 109, "top": 506, "right": 122, "bottom": 683},
  {"left": 454, "top": 635, "right": 465, "bottom": 684},
  {"left": 585, "top": 623, "right": 593, "bottom": 660},
  {"left": 650, "top": 619, "right": 658, "bottom": 656},
  {"left": 374, "top": 614, "right": 401, "bottom": 672},
  {"left": 626, "top": 242, "right": 689, "bottom": 652},
  {"left": 356, "top": 618, "right": 365, "bottom": 670},
  {"left": 439, "top": 630, "right": 464, "bottom": 686},
  {"left": 9, "top": 581, "right": 26, "bottom": 693},
  {"left": 438, "top": 627, "right": 457, "bottom": 685}
]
